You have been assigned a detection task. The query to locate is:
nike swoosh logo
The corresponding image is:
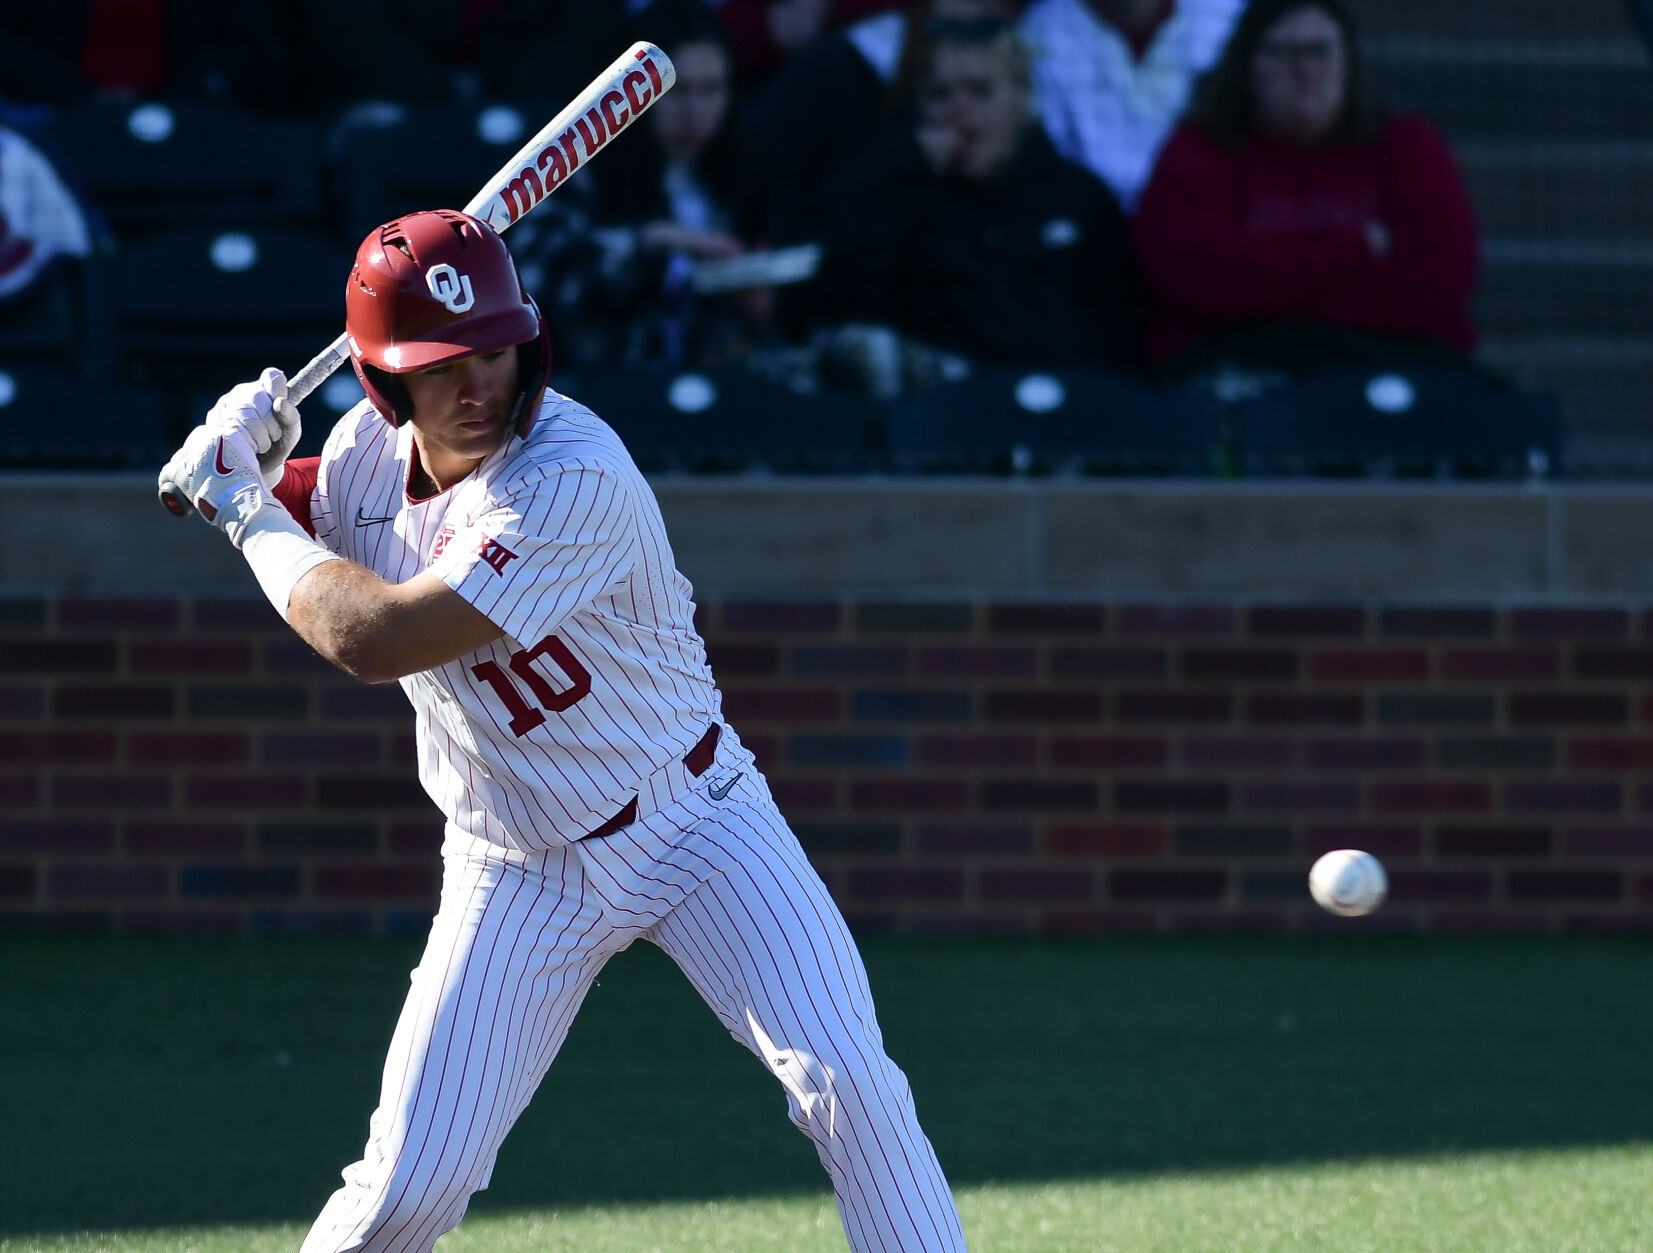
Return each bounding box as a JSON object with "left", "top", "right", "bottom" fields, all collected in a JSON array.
[
  {"left": 355, "top": 506, "right": 396, "bottom": 526},
  {"left": 213, "top": 438, "right": 233, "bottom": 475},
  {"left": 707, "top": 773, "right": 742, "bottom": 801}
]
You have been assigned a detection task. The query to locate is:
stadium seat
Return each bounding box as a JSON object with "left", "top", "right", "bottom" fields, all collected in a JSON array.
[
  {"left": 115, "top": 224, "right": 350, "bottom": 405},
  {"left": 1227, "top": 365, "right": 1562, "bottom": 478},
  {"left": 565, "top": 363, "right": 871, "bottom": 472},
  {"left": 42, "top": 98, "right": 323, "bottom": 234},
  {"left": 883, "top": 365, "right": 1212, "bottom": 474},
  {"left": 0, "top": 360, "right": 168, "bottom": 467},
  {"left": 334, "top": 101, "right": 558, "bottom": 241}
]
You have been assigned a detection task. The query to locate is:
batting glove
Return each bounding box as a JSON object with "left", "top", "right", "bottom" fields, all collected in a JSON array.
[
  {"left": 156, "top": 426, "right": 270, "bottom": 549},
  {"left": 204, "top": 367, "right": 301, "bottom": 491}
]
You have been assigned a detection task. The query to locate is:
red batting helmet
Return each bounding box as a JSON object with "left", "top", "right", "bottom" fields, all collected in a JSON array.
[{"left": 345, "top": 208, "right": 551, "bottom": 434}]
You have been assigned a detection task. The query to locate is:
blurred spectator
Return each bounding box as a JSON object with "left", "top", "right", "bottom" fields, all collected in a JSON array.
[
  {"left": 0, "top": 122, "right": 95, "bottom": 300},
  {"left": 0, "top": 2, "right": 287, "bottom": 115},
  {"left": 285, "top": 2, "right": 633, "bottom": 118},
  {"left": 1019, "top": 0, "right": 1242, "bottom": 210},
  {"left": 803, "top": 20, "right": 1138, "bottom": 376},
  {"left": 750, "top": 0, "right": 1025, "bottom": 241},
  {"left": 509, "top": 0, "right": 776, "bottom": 376},
  {"left": 711, "top": 0, "right": 907, "bottom": 92},
  {"left": 1132, "top": 0, "right": 1479, "bottom": 375}
]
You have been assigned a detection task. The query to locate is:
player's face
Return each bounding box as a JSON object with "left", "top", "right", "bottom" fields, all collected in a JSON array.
[{"left": 402, "top": 347, "right": 519, "bottom": 489}]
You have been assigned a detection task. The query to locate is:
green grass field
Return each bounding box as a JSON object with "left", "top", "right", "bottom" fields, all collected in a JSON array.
[{"left": 2, "top": 934, "right": 1651, "bottom": 1251}]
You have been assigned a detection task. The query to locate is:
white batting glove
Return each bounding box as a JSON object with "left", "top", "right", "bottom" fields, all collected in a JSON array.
[
  {"left": 204, "top": 367, "right": 301, "bottom": 491},
  {"left": 157, "top": 426, "right": 270, "bottom": 549}
]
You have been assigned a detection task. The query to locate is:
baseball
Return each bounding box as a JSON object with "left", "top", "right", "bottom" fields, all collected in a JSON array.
[{"left": 1308, "top": 849, "right": 1388, "bottom": 916}]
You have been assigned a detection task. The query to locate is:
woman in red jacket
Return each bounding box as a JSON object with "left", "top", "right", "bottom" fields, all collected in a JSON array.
[{"left": 1131, "top": 0, "right": 1479, "bottom": 375}]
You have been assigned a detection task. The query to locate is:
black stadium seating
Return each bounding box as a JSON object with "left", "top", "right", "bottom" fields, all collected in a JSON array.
[{"left": 0, "top": 360, "right": 169, "bottom": 468}]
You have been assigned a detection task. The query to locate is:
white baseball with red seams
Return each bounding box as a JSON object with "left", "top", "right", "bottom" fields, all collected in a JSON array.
[{"left": 295, "top": 392, "right": 966, "bottom": 1253}]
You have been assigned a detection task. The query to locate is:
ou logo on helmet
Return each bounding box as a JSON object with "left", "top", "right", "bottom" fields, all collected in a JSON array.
[{"left": 426, "top": 263, "right": 475, "bottom": 313}]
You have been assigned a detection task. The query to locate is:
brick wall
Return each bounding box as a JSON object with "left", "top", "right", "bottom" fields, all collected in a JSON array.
[{"left": 4, "top": 596, "right": 1653, "bottom": 935}]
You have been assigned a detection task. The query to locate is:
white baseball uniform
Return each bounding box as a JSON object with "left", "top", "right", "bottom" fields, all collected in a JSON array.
[{"left": 290, "top": 393, "right": 966, "bottom": 1253}]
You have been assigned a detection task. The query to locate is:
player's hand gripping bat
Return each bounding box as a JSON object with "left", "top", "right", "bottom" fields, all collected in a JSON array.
[{"left": 158, "top": 41, "right": 676, "bottom": 518}]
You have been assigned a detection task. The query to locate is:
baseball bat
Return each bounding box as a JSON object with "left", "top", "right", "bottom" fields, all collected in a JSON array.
[{"left": 159, "top": 41, "right": 676, "bottom": 517}]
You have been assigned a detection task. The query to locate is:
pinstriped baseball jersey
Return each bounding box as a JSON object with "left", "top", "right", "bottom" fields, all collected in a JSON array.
[{"left": 309, "top": 391, "right": 734, "bottom": 851}]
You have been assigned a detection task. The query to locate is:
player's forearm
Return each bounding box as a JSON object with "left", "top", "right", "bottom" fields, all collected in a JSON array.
[{"left": 285, "top": 559, "right": 410, "bottom": 684}]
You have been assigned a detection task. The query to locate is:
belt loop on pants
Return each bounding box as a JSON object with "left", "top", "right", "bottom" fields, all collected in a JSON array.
[{"left": 580, "top": 723, "right": 721, "bottom": 841}]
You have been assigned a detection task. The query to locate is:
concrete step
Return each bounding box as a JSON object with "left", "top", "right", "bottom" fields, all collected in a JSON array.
[
  {"left": 1478, "top": 336, "right": 1653, "bottom": 475},
  {"left": 1371, "top": 56, "right": 1653, "bottom": 143},
  {"left": 1475, "top": 253, "right": 1653, "bottom": 337},
  {"left": 1347, "top": 0, "right": 1641, "bottom": 44},
  {"left": 1458, "top": 143, "right": 1653, "bottom": 243}
]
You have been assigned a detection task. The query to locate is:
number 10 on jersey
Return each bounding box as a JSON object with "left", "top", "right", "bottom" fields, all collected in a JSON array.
[{"left": 471, "top": 634, "right": 593, "bottom": 736}]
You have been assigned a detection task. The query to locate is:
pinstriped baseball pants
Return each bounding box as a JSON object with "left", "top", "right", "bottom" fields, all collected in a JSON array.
[{"left": 299, "top": 771, "right": 967, "bottom": 1253}]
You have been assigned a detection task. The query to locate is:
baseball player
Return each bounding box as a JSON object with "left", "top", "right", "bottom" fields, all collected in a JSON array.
[{"left": 157, "top": 208, "right": 966, "bottom": 1253}]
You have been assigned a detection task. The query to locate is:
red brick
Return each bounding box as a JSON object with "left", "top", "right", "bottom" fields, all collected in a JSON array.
[
  {"left": 721, "top": 688, "right": 842, "bottom": 721},
  {"left": 1509, "top": 608, "right": 1629, "bottom": 639},
  {"left": 1308, "top": 738, "right": 1425, "bottom": 770},
  {"left": 1565, "top": 826, "right": 1653, "bottom": 856},
  {"left": 1569, "top": 738, "right": 1653, "bottom": 769},
  {"left": 1388, "top": 870, "right": 1493, "bottom": 900},
  {"left": 981, "top": 779, "right": 1100, "bottom": 812},
  {"left": 315, "top": 776, "right": 429, "bottom": 809},
  {"left": 703, "top": 643, "right": 780, "bottom": 676},
  {"left": 910, "top": 914, "right": 1032, "bottom": 936},
  {"left": 791, "top": 646, "right": 907, "bottom": 678},
  {"left": 1565, "top": 913, "right": 1653, "bottom": 933},
  {"left": 987, "top": 604, "right": 1104, "bottom": 635},
  {"left": 1507, "top": 871, "right": 1622, "bottom": 901},
  {"left": 1436, "top": 826, "right": 1551, "bottom": 857},
  {"left": 48, "top": 866, "right": 168, "bottom": 900},
  {"left": 916, "top": 824, "right": 1034, "bottom": 855},
  {"left": 59, "top": 599, "right": 179, "bottom": 630},
  {"left": 389, "top": 821, "right": 443, "bottom": 854},
  {"left": 1180, "top": 737, "right": 1299, "bottom": 769},
  {"left": 722, "top": 602, "right": 841, "bottom": 633},
  {"left": 855, "top": 603, "right": 974, "bottom": 634},
  {"left": 916, "top": 647, "right": 1036, "bottom": 678},
  {"left": 0, "top": 638, "right": 118, "bottom": 673},
  {"left": 1304, "top": 824, "right": 1423, "bottom": 857},
  {"left": 916, "top": 736, "right": 1037, "bottom": 768},
  {"left": 0, "top": 821, "right": 113, "bottom": 852},
  {"left": 1110, "top": 870, "right": 1227, "bottom": 901},
  {"left": 264, "top": 640, "right": 335, "bottom": 675},
  {"left": 391, "top": 734, "right": 417, "bottom": 765},
  {"left": 768, "top": 777, "right": 836, "bottom": 810},
  {"left": 850, "top": 779, "right": 970, "bottom": 812},
  {"left": 983, "top": 690, "right": 1102, "bottom": 723},
  {"left": 1049, "top": 737, "right": 1168, "bottom": 769},
  {"left": 741, "top": 734, "right": 780, "bottom": 769},
  {"left": 1574, "top": 648, "right": 1653, "bottom": 680},
  {"left": 125, "top": 823, "right": 245, "bottom": 854},
  {"left": 192, "top": 599, "right": 284, "bottom": 631},
  {"left": 0, "top": 775, "right": 38, "bottom": 806},
  {"left": 1046, "top": 824, "right": 1165, "bottom": 857},
  {"left": 979, "top": 869, "right": 1094, "bottom": 902},
  {"left": 49, "top": 776, "right": 171, "bottom": 808},
  {"left": 1113, "top": 780, "right": 1228, "bottom": 813},
  {"left": 845, "top": 868, "right": 965, "bottom": 900},
  {"left": 0, "top": 731, "right": 115, "bottom": 764},
  {"left": 122, "top": 911, "right": 242, "bottom": 934},
  {"left": 313, "top": 865, "right": 436, "bottom": 899},
  {"left": 1311, "top": 650, "right": 1430, "bottom": 681},
  {"left": 1431, "top": 912, "right": 1550, "bottom": 933},
  {"left": 1442, "top": 649, "right": 1560, "bottom": 681},
  {"left": 0, "top": 686, "right": 44, "bottom": 719},
  {"left": 1246, "top": 693, "right": 1363, "bottom": 725},
  {"left": 1181, "top": 649, "right": 1298, "bottom": 681},
  {"left": 1117, "top": 691, "right": 1232, "bottom": 724},
  {"left": 1050, "top": 648, "right": 1168, "bottom": 680},
  {"left": 1043, "top": 912, "right": 1158, "bottom": 933},
  {"left": 1118, "top": 605, "right": 1235, "bottom": 637},
  {"left": 1505, "top": 781, "right": 1621, "bottom": 814},
  {"left": 128, "top": 640, "right": 254, "bottom": 675},
  {"left": 1249, "top": 606, "right": 1366, "bottom": 637},
  {"left": 128, "top": 731, "right": 251, "bottom": 765},
  {"left": 1372, "top": 781, "right": 1492, "bottom": 813},
  {"left": 1509, "top": 693, "right": 1626, "bottom": 726},
  {"left": 186, "top": 777, "right": 307, "bottom": 808},
  {"left": 0, "top": 866, "right": 35, "bottom": 899},
  {"left": 1175, "top": 911, "right": 1291, "bottom": 933},
  {"left": 1240, "top": 782, "right": 1359, "bottom": 813}
]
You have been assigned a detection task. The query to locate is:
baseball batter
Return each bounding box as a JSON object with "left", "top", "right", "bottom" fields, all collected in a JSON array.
[{"left": 158, "top": 209, "right": 966, "bottom": 1252}]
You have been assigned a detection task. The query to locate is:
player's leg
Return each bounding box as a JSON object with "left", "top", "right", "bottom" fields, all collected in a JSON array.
[
  {"left": 301, "top": 845, "right": 614, "bottom": 1253},
  {"left": 649, "top": 778, "right": 967, "bottom": 1253}
]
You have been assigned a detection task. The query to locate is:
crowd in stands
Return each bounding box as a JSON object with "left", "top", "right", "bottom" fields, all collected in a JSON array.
[{"left": 0, "top": 0, "right": 1551, "bottom": 475}]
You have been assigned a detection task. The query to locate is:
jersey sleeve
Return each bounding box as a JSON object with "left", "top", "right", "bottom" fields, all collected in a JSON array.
[
  {"left": 427, "top": 464, "right": 637, "bottom": 646},
  {"left": 272, "top": 457, "right": 321, "bottom": 538}
]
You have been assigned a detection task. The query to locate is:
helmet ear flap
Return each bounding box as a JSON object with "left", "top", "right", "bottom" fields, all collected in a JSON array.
[{"left": 359, "top": 362, "right": 412, "bottom": 426}]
